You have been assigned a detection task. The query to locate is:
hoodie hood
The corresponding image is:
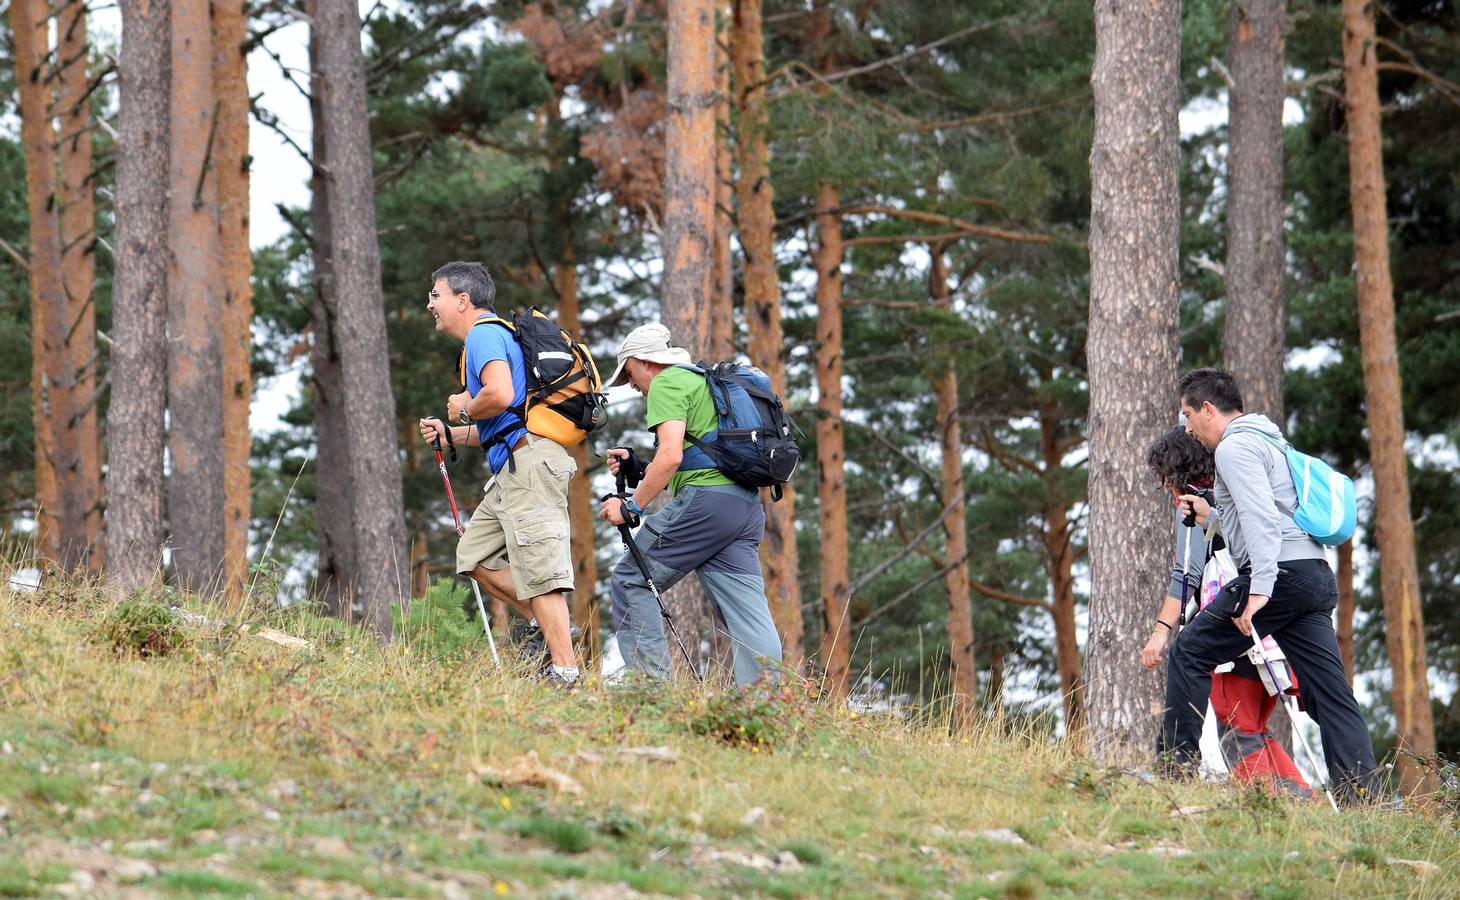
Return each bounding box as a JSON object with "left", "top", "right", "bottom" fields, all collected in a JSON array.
[{"left": 1222, "top": 412, "right": 1283, "bottom": 442}]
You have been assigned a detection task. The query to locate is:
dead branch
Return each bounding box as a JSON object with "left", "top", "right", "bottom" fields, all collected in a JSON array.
[{"left": 841, "top": 205, "right": 1051, "bottom": 244}]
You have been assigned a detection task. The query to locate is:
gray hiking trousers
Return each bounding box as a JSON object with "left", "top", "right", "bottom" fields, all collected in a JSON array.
[{"left": 610, "top": 483, "right": 782, "bottom": 686}]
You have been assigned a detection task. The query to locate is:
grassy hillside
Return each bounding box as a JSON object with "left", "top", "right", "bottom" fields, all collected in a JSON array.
[{"left": 1, "top": 577, "right": 1456, "bottom": 898}]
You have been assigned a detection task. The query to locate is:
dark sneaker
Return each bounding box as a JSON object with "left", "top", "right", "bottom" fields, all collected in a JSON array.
[{"left": 541, "top": 666, "right": 581, "bottom": 690}]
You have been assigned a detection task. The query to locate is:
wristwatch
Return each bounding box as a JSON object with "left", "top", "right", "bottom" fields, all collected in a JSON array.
[
  {"left": 457, "top": 406, "right": 471, "bottom": 426},
  {"left": 622, "top": 497, "right": 643, "bottom": 516}
]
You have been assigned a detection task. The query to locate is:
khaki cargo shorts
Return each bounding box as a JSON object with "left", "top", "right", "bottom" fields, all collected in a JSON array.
[{"left": 456, "top": 436, "right": 578, "bottom": 601}]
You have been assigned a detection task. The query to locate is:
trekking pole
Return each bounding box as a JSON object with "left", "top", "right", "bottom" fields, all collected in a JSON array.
[
  {"left": 602, "top": 456, "right": 698, "bottom": 678},
  {"left": 1249, "top": 629, "right": 1338, "bottom": 811},
  {"left": 428, "top": 418, "right": 501, "bottom": 669}
]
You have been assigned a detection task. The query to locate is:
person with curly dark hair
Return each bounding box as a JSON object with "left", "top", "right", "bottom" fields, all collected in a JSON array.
[
  {"left": 1142, "top": 426, "right": 1216, "bottom": 670},
  {"left": 1144, "top": 425, "right": 1312, "bottom": 798}
]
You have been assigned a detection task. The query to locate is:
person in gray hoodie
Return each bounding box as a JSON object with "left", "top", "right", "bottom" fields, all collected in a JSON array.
[{"left": 1163, "top": 368, "right": 1380, "bottom": 803}]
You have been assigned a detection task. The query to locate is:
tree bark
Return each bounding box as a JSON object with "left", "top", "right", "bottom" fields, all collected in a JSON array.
[
  {"left": 732, "top": 0, "right": 804, "bottom": 669},
  {"left": 555, "top": 238, "right": 601, "bottom": 664},
  {"left": 57, "top": 0, "right": 104, "bottom": 572},
  {"left": 307, "top": 3, "right": 356, "bottom": 617},
  {"left": 316, "top": 0, "right": 408, "bottom": 637},
  {"left": 167, "top": 0, "right": 227, "bottom": 594},
  {"left": 1341, "top": 0, "right": 1436, "bottom": 796},
  {"left": 1222, "top": 0, "right": 1286, "bottom": 423},
  {"left": 931, "top": 249, "right": 976, "bottom": 719},
  {"left": 108, "top": 0, "right": 171, "bottom": 592},
  {"left": 1041, "top": 398, "right": 1083, "bottom": 735},
  {"left": 814, "top": 183, "right": 851, "bottom": 699},
  {"left": 658, "top": 0, "right": 719, "bottom": 675},
  {"left": 12, "top": 0, "right": 86, "bottom": 572},
  {"left": 663, "top": 0, "right": 716, "bottom": 352},
  {"left": 1337, "top": 537, "right": 1354, "bottom": 684},
  {"left": 709, "top": 5, "right": 735, "bottom": 362},
  {"left": 214, "top": 0, "right": 253, "bottom": 603},
  {"left": 1085, "top": 0, "right": 1182, "bottom": 763}
]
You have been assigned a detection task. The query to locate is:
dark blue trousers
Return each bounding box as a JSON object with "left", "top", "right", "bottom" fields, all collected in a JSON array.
[{"left": 1160, "top": 558, "right": 1381, "bottom": 803}]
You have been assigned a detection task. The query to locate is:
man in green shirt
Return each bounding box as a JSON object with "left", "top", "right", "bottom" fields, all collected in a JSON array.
[{"left": 599, "top": 323, "right": 783, "bottom": 686}]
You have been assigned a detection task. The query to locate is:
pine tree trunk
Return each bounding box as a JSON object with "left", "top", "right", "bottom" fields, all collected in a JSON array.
[
  {"left": 307, "top": 5, "right": 356, "bottom": 617},
  {"left": 663, "top": 0, "right": 716, "bottom": 351},
  {"left": 57, "top": 0, "right": 104, "bottom": 572},
  {"left": 108, "top": 0, "right": 171, "bottom": 592},
  {"left": 555, "top": 239, "right": 600, "bottom": 664},
  {"left": 1085, "top": 0, "right": 1182, "bottom": 763},
  {"left": 214, "top": 0, "right": 253, "bottom": 603},
  {"left": 316, "top": 0, "right": 408, "bottom": 637},
  {"left": 709, "top": 6, "right": 735, "bottom": 362},
  {"left": 930, "top": 249, "right": 976, "bottom": 718},
  {"left": 1222, "top": 0, "right": 1286, "bottom": 422},
  {"left": 1341, "top": 0, "right": 1436, "bottom": 796},
  {"left": 12, "top": 0, "right": 85, "bottom": 572},
  {"left": 732, "top": 0, "right": 804, "bottom": 669},
  {"left": 1041, "top": 399, "right": 1083, "bottom": 735},
  {"left": 167, "top": 0, "right": 227, "bottom": 594},
  {"left": 1337, "top": 538, "right": 1355, "bottom": 684},
  {"left": 814, "top": 183, "right": 851, "bottom": 699},
  {"left": 659, "top": 0, "right": 719, "bottom": 675}
]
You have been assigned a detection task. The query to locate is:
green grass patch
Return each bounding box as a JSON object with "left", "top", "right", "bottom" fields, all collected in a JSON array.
[{"left": 1, "top": 577, "right": 1456, "bottom": 898}]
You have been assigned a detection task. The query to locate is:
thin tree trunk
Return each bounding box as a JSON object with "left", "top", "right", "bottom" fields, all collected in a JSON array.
[
  {"left": 555, "top": 238, "right": 601, "bottom": 664},
  {"left": 57, "top": 0, "right": 104, "bottom": 572},
  {"left": 307, "top": 4, "right": 356, "bottom": 618},
  {"left": 663, "top": 0, "right": 716, "bottom": 352},
  {"left": 12, "top": 0, "right": 85, "bottom": 572},
  {"left": 410, "top": 530, "right": 429, "bottom": 599},
  {"left": 814, "top": 183, "right": 851, "bottom": 699},
  {"left": 658, "top": 0, "right": 719, "bottom": 675},
  {"left": 1341, "top": 0, "right": 1435, "bottom": 796},
  {"left": 709, "top": 4, "right": 735, "bottom": 362},
  {"left": 1337, "top": 537, "right": 1355, "bottom": 684},
  {"left": 108, "top": 0, "right": 171, "bottom": 592},
  {"left": 930, "top": 248, "right": 976, "bottom": 719},
  {"left": 732, "top": 0, "right": 804, "bottom": 669},
  {"left": 1085, "top": 0, "right": 1182, "bottom": 763},
  {"left": 316, "top": 0, "right": 408, "bottom": 637},
  {"left": 168, "top": 0, "right": 227, "bottom": 594},
  {"left": 214, "top": 0, "right": 253, "bottom": 603},
  {"left": 1222, "top": 0, "right": 1286, "bottom": 422},
  {"left": 1041, "top": 399, "right": 1083, "bottom": 736},
  {"left": 988, "top": 646, "right": 1006, "bottom": 713}
]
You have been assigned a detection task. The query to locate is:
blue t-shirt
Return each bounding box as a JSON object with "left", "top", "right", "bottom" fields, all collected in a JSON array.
[{"left": 463, "top": 317, "right": 527, "bottom": 473}]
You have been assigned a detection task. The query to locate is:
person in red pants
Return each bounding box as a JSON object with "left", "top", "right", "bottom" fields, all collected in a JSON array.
[{"left": 1143, "top": 426, "right": 1312, "bottom": 798}]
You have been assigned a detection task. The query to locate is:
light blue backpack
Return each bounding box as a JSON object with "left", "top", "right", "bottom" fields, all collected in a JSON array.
[{"left": 1232, "top": 428, "right": 1357, "bottom": 546}]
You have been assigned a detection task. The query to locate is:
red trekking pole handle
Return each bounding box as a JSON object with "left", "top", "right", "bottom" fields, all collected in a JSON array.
[{"left": 426, "top": 417, "right": 465, "bottom": 536}]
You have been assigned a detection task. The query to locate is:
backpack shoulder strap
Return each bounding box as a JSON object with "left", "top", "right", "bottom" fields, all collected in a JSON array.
[
  {"left": 459, "top": 315, "right": 515, "bottom": 385},
  {"left": 1228, "top": 426, "right": 1288, "bottom": 451}
]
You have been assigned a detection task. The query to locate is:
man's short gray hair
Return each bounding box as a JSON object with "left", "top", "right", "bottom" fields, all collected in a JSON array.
[{"left": 432, "top": 261, "right": 497, "bottom": 310}]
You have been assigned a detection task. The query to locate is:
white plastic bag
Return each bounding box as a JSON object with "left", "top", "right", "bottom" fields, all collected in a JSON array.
[{"left": 1200, "top": 546, "right": 1238, "bottom": 610}]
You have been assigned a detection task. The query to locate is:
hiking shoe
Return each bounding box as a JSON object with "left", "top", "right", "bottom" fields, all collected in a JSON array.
[
  {"left": 541, "top": 665, "right": 581, "bottom": 690},
  {"left": 518, "top": 623, "right": 548, "bottom": 670}
]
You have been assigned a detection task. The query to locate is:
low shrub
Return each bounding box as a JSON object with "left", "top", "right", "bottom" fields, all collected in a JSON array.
[{"left": 102, "top": 592, "right": 185, "bottom": 657}]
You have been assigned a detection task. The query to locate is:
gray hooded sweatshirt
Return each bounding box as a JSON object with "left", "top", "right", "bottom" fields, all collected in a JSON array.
[{"left": 1211, "top": 413, "right": 1326, "bottom": 597}]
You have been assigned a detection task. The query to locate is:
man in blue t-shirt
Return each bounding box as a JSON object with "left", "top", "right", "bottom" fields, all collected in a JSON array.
[{"left": 417, "top": 261, "right": 580, "bottom": 685}]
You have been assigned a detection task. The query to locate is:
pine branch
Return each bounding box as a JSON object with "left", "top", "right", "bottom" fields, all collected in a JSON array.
[
  {"left": 843, "top": 492, "right": 965, "bottom": 599},
  {"left": 843, "top": 230, "right": 969, "bottom": 247},
  {"left": 192, "top": 100, "right": 222, "bottom": 209},
  {"left": 0, "top": 236, "right": 31, "bottom": 272},
  {"left": 908, "top": 95, "right": 1088, "bottom": 133},
  {"left": 767, "top": 17, "right": 1020, "bottom": 96},
  {"left": 856, "top": 543, "right": 978, "bottom": 624},
  {"left": 967, "top": 576, "right": 1050, "bottom": 610},
  {"left": 250, "top": 98, "right": 313, "bottom": 166},
  {"left": 840, "top": 205, "right": 1051, "bottom": 244}
]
